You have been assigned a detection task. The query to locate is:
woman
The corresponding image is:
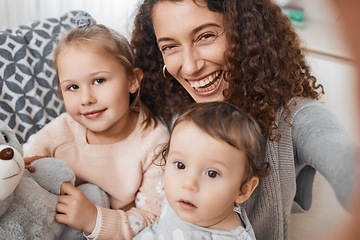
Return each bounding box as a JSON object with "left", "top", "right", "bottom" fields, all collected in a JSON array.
[{"left": 131, "top": 0, "right": 356, "bottom": 239}]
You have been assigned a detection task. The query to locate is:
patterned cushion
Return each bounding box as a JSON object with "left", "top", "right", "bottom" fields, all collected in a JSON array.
[{"left": 0, "top": 11, "right": 80, "bottom": 144}]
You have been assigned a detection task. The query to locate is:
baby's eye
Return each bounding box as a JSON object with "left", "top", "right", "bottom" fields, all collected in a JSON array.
[
  {"left": 94, "top": 78, "right": 105, "bottom": 85},
  {"left": 206, "top": 170, "right": 219, "bottom": 178},
  {"left": 175, "top": 161, "right": 185, "bottom": 170},
  {"left": 68, "top": 84, "right": 79, "bottom": 91}
]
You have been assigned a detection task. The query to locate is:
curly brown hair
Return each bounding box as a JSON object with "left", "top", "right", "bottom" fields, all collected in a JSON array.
[{"left": 131, "top": 0, "right": 324, "bottom": 138}]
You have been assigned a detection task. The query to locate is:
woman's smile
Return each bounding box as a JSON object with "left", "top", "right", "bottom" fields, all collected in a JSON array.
[
  {"left": 152, "top": 0, "right": 228, "bottom": 102},
  {"left": 187, "top": 70, "right": 223, "bottom": 96}
]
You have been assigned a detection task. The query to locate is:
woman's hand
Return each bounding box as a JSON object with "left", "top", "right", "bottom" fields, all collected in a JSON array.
[
  {"left": 55, "top": 182, "right": 97, "bottom": 234},
  {"left": 24, "top": 156, "right": 49, "bottom": 173}
]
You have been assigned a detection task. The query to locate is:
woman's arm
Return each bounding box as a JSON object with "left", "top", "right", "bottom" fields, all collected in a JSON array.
[{"left": 292, "top": 104, "right": 357, "bottom": 206}]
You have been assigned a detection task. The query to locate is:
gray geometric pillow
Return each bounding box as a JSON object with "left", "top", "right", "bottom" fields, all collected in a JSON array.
[{"left": 0, "top": 11, "right": 81, "bottom": 144}]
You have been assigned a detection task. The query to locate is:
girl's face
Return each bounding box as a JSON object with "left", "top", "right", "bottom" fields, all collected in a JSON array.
[
  {"left": 152, "top": 0, "right": 228, "bottom": 103},
  {"left": 57, "top": 46, "right": 140, "bottom": 143}
]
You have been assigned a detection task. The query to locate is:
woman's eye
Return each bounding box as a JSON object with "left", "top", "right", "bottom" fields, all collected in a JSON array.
[
  {"left": 196, "top": 29, "right": 224, "bottom": 45},
  {"left": 68, "top": 84, "right": 79, "bottom": 91},
  {"left": 197, "top": 33, "right": 218, "bottom": 45},
  {"left": 200, "top": 33, "right": 216, "bottom": 41},
  {"left": 160, "top": 45, "right": 176, "bottom": 53},
  {"left": 175, "top": 161, "right": 185, "bottom": 170},
  {"left": 206, "top": 170, "right": 219, "bottom": 178},
  {"left": 94, "top": 78, "right": 105, "bottom": 85}
]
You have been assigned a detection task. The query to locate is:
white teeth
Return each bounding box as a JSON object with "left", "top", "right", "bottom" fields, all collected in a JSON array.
[
  {"left": 196, "top": 78, "right": 220, "bottom": 92},
  {"left": 208, "top": 74, "right": 214, "bottom": 82},
  {"left": 189, "top": 71, "right": 221, "bottom": 92}
]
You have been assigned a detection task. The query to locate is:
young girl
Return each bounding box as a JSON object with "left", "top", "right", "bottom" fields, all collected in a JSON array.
[
  {"left": 23, "top": 17, "right": 170, "bottom": 239},
  {"left": 135, "top": 102, "right": 269, "bottom": 239}
]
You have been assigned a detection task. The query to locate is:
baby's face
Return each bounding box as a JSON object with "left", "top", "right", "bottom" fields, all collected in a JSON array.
[{"left": 164, "top": 121, "right": 247, "bottom": 228}]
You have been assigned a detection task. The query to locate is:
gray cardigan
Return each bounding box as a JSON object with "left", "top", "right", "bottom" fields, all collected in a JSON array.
[{"left": 242, "top": 97, "right": 356, "bottom": 240}]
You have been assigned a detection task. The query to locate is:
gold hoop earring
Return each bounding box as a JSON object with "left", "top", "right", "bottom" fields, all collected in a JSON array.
[{"left": 162, "top": 65, "right": 171, "bottom": 79}]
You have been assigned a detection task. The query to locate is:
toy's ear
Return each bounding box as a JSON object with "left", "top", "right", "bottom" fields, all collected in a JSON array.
[
  {"left": 30, "top": 158, "right": 75, "bottom": 195},
  {"left": 235, "top": 176, "right": 259, "bottom": 204}
]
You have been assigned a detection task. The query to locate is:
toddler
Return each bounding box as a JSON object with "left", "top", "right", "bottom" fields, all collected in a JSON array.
[{"left": 135, "top": 102, "right": 269, "bottom": 240}]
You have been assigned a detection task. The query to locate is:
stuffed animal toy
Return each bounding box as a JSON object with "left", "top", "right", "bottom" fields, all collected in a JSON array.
[{"left": 0, "top": 120, "right": 109, "bottom": 240}]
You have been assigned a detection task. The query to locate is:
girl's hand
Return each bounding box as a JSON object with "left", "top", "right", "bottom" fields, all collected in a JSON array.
[
  {"left": 55, "top": 182, "right": 97, "bottom": 234},
  {"left": 24, "top": 156, "right": 49, "bottom": 173}
]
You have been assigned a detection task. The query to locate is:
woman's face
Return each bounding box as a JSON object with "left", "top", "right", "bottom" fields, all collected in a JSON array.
[{"left": 152, "top": 0, "right": 228, "bottom": 103}]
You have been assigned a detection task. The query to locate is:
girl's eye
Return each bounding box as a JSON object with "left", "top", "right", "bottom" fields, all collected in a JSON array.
[
  {"left": 175, "top": 161, "right": 186, "bottom": 170},
  {"left": 94, "top": 78, "right": 105, "bottom": 85},
  {"left": 206, "top": 170, "right": 219, "bottom": 178},
  {"left": 68, "top": 84, "right": 79, "bottom": 91}
]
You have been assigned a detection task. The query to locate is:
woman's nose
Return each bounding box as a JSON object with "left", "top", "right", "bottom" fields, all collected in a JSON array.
[{"left": 181, "top": 46, "right": 205, "bottom": 76}]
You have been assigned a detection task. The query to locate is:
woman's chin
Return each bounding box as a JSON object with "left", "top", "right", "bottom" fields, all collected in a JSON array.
[{"left": 191, "top": 93, "right": 224, "bottom": 103}]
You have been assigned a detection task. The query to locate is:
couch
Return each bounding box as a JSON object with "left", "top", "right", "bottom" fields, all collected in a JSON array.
[{"left": 0, "top": 10, "right": 79, "bottom": 144}]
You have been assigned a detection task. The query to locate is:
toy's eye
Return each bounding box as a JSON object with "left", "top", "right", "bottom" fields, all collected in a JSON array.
[{"left": 2, "top": 133, "right": 9, "bottom": 143}]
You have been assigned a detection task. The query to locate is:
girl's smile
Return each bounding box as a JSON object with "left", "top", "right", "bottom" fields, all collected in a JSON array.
[{"left": 82, "top": 109, "right": 106, "bottom": 120}]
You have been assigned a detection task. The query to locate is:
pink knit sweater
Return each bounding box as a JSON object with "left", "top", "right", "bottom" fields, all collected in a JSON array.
[{"left": 23, "top": 111, "right": 169, "bottom": 239}]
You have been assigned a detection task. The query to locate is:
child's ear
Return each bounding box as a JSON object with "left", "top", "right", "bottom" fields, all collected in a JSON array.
[
  {"left": 129, "top": 67, "right": 144, "bottom": 94},
  {"left": 235, "top": 176, "right": 259, "bottom": 204}
]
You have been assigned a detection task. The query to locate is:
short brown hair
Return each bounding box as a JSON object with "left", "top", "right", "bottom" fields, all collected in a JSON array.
[{"left": 163, "top": 102, "right": 270, "bottom": 185}]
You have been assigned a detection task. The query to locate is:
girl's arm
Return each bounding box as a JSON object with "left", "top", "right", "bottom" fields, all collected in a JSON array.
[
  {"left": 23, "top": 124, "right": 56, "bottom": 172},
  {"left": 54, "top": 159, "right": 164, "bottom": 240},
  {"left": 55, "top": 182, "right": 98, "bottom": 234},
  {"left": 24, "top": 155, "right": 50, "bottom": 172},
  {"left": 92, "top": 161, "right": 164, "bottom": 239},
  {"left": 23, "top": 113, "right": 69, "bottom": 159}
]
